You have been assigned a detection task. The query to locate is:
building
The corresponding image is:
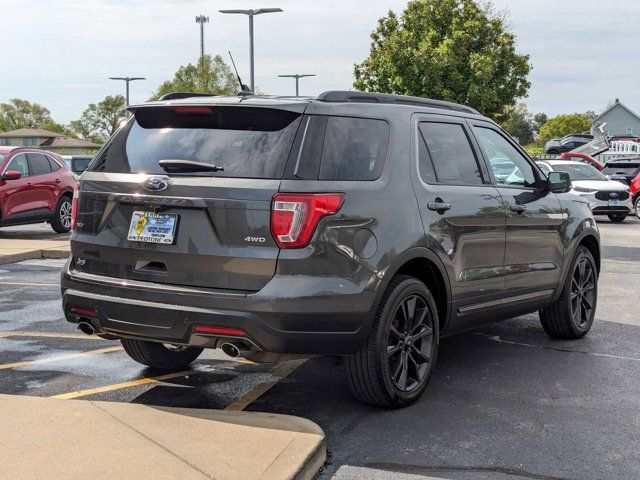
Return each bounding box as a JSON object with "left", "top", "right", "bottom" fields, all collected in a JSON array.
[
  {"left": 0, "top": 128, "right": 101, "bottom": 155},
  {"left": 591, "top": 99, "right": 640, "bottom": 137}
]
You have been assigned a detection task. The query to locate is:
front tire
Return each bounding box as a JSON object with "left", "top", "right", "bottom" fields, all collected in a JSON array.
[
  {"left": 607, "top": 213, "right": 626, "bottom": 223},
  {"left": 539, "top": 246, "right": 597, "bottom": 339},
  {"left": 121, "top": 339, "right": 203, "bottom": 370},
  {"left": 51, "top": 196, "right": 72, "bottom": 233},
  {"left": 345, "top": 276, "right": 439, "bottom": 408},
  {"left": 634, "top": 196, "right": 640, "bottom": 219}
]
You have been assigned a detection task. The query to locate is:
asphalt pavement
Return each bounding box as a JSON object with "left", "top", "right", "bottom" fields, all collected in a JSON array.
[{"left": 1, "top": 217, "right": 639, "bottom": 480}]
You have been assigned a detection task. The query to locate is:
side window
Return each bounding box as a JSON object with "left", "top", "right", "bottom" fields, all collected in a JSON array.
[
  {"left": 319, "top": 116, "right": 389, "bottom": 181},
  {"left": 418, "top": 122, "right": 483, "bottom": 185},
  {"left": 5, "top": 154, "right": 30, "bottom": 177},
  {"left": 417, "top": 125, "right": 437, "bottom": 183},
  {"left": 47, "top": 156, "right": 61, "bottom": 172},
  {"left": 473, "top": 127, "right": 537, "bottom": 188},
  {"left": 27, "top": 153, "right": 52, "bottom": 176}
]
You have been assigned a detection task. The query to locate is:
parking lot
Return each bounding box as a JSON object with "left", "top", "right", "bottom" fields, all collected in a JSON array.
[{"left": 1, "top": 217, "right": 639, "bottom": 480}]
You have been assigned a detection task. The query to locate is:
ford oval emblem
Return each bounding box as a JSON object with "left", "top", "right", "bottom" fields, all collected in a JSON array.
[
  {"left": 143, "top": 176, "right": 169, "bottom": 192},
  {"left": 609, "top": 192, "right": 618, "bottom": 198}
]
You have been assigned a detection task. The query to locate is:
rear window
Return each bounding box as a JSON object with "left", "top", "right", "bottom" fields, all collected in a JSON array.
[
  {"left": 91, "top": 106, "right": 302, "bottom": 179},
  {"left": 602, "top": 164, "right": 640, "bottom": 176}
]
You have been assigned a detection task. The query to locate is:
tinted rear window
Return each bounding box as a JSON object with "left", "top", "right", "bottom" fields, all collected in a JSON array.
[
  {"left": 602, "top": 164, "right": 640, "bottom": 176},
  {"left": 91, "top": 106, "right": 302, "bottom": 179}
]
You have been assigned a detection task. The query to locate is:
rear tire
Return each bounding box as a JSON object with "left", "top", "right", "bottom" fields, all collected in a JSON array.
[
  {"left": 51, "top": 196, "right": 72, "bottom": 233},
  {"left": 344, "top": 275, "right": 439, "bottom": 408},
  {"left": 634, "top": 196, "right": 640, "bottom": 219},
  {"left": 121, "top": 339, "right": 203, "bottom": 370},
  {"left": 607, "top": 213, "right": 626, "bottom": 223},
  {"left": 539, "top": 246, "right": 597, "bottom": 339}
]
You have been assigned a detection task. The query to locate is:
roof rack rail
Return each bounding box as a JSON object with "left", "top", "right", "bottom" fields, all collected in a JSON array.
[
  {"left": 159, "top": 92, "right": 215, "bottom": 101},
  {"left": 316, "top": 90, "right": 480, "bottom": 115}
]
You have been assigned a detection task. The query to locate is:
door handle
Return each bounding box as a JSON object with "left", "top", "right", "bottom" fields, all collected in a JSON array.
[
  {"left": 427, "top": 201, "right": 452, "bottom": 212},
  {"left": 510, "top": 203, "right": 527, "bottom": 213}
]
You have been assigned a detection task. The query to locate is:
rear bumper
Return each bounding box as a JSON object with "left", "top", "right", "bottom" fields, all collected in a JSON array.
[{"left": 61, "top": 258, "right": 378, "bottom": 355}]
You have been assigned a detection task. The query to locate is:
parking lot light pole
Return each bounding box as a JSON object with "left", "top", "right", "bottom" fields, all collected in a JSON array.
[
  {"left": 109, "top": 77, "right": 146, "bottom": 109},
  {"left": 219, "top": 8, "right": 283, "bottom": 92},
  {"left": 277, "top": 74, "right": 316, "bottom": 96}
]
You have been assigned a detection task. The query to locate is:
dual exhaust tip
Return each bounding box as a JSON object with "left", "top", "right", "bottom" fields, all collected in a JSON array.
[{"left": 78, "top": 322, "right": 248, "bottom": 359}]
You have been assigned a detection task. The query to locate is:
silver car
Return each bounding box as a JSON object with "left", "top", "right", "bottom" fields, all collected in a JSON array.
[{"left": 537, "top": 160, "right": 632, "bottom": 222}]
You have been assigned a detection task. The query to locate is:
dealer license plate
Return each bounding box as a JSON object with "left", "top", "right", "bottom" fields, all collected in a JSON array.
[
  {"left": 609, "top": 199, "right": 620, "bottom": 206},
  {"left": 127, "top": 211, "right": 178, "bottom": 244}
]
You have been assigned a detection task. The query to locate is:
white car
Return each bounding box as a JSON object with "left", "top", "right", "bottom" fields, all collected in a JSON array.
[{"left": 536, "top": 160, "right": 632, "bottom": 222}]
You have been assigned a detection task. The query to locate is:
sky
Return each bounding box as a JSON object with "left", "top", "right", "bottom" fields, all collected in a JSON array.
[{"left": 1, "top": 0, "right": 639, "bottom": 124}]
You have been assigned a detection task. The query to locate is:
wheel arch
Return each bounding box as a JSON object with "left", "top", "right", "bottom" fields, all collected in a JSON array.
[{"left": 373, "top": 248, "right": 452, "bottom": 334}]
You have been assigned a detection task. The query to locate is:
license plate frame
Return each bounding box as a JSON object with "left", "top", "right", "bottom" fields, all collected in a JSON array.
[
  {"left": 608, "top": 199, "right": 620, "bottom": 207},
  {"left": 127, "top": 211, "right": 178, "bottom": 244}
]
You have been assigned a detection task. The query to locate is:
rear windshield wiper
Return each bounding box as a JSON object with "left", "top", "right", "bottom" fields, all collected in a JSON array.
[{"left": 158, "top": 159, "right": 224, "bottom": 173}]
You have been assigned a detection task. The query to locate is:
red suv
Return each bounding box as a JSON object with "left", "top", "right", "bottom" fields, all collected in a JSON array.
[{"left": 0, "top": 147, "right": 78, "bottom": 233}]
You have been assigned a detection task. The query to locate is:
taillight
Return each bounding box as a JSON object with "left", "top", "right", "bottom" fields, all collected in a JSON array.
[
  {"left": 70, "top": 183, "right": 80, "bottom": 230},
  {"left": 271, "top": 193, "right": 345, "bottom": 248}
]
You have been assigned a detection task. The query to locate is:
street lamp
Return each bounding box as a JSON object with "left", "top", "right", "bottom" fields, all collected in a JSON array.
[
  {"left": 219, "top": 8, "right": 283, "bottom": 92},
  {"left": 195, "top": 15, "right": 209, "bottom": 60},
  {"left": 278, "top": 74, "right": 316, "bottom": 96},
  {"left": 109, "top": 77, "right": 146, "bottom": 108}
]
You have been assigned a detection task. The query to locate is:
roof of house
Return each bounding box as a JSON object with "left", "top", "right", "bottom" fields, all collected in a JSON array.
[
  {"left": 40, "top": 136, "right": 101, "bottom": 149},
  {"left": 0, "top": 128, "right": 66, "bottom": 138},
  {"left": 592, "top": 99, "right": 640, "bottom": 124}
]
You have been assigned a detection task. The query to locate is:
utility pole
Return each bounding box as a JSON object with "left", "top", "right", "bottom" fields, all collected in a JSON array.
[
  {"left": 109, "top": 77, "right": 146, "bottom": 110},
  {"left": 219, "top": 8, "right": 283, "bottom": 92},
  {"left": 195, "top": 15, "right": 209, "bottom": 60},
  {"left": 277, "top": 74, "right": 316, "bottom": 96}
]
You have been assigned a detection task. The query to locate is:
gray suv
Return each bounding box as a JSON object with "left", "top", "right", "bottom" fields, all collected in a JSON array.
[{"left": 61, "top": 91, "right": 600, "bottom": 408}]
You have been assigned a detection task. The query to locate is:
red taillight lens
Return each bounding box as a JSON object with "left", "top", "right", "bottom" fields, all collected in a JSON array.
[
  {"left": 271, "top": 193, "right": 345, "bottom": 248},
  {"left": 70, "top": 183, "right": 80, "bottom": 230}
]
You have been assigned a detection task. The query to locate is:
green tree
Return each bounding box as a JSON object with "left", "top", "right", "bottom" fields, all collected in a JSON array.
[
  {"left": 150, "top": 54, "right": 237, "bottom": 100},
  {"left": 72, "top": 95, "right": 126, "bottom": 143},
  {"left": 538, "top": 113, "right": 594, "bottom": 143},
  {"left": 532, "top": 113, "right": 548, "bottom": 133},
  {"left": 500, "top": 103, "right": 534, "bottom": 144},
  {"left": 0, "top": 99, "right": 54, "bottom": 130},
  {"left": 353, "top": 0, "right": 531, "bottom": 119}
]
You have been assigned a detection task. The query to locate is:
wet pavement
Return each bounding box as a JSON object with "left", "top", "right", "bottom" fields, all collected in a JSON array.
[{"left": 1, "top": 217, "right": 639, "bottom": 479}]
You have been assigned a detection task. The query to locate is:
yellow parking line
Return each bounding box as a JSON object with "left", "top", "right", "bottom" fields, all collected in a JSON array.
[
  {"left": 0, "top": 331, "right": 105, "bottom": 341},
  {"left": 225, "top": 358, "right": 307, "bottom": 411},
  {"left": 0, "top": 281, "right": 58, "bottom": 287},
  {"left": 0, "top": 346, "right": 123, "bottom": 371},
  {"left": 51, "top": 359, "right": 254, "bottom": 400},
  {"left": 51, "top": 370, "right": 197, "bottom": 399}
]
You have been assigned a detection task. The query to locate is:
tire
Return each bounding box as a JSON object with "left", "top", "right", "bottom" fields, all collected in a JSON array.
[
  {"left": 607, "top": 213, "right": 626, "bottom": 223},
  {"left": 547, "top": 149, "right": 559, "bottom": 155},
  {"left": 121, "top": 338, "right": 203, "bottom": 370},
  {"left": 634, "top": 196, "right": 640, "bottom": 220},
  {"left": 345, "top": 275, "right": 439, "bottom": 408},
  {"left": 539, "top": 246, "right": 598, "bottom": 339},
  {"left": 51, "top": 196, "right": 72, "bottom": 233}
]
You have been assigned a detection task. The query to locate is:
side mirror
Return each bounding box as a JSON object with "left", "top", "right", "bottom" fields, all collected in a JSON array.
[
  {"left": 548, "top": 171, "right": 571, "bottom": 193},
  {"left": 1, "top": 170, "right": 22, "bottom": 181}
]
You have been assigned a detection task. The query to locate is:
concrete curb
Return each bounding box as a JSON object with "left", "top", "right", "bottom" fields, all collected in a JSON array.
[
  {"left": 0, "top": 246, "right": 69, "bottom": 265},
  {"left": 0, "top": 394, "right": 326, "bottom": 480}
]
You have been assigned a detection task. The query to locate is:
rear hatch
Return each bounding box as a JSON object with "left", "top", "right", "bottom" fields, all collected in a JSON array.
[{"left": 72, "top": 101, "right": 306, "bottom": 291}]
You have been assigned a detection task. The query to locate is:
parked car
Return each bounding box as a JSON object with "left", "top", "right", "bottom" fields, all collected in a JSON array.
[
  {"left": 601, "top": 157, "right": 640, "bottom": 218},
  {"left": 537, "top": 159, "right": 632, "bottom": 222},
  {"left": 61, "top": 91, "right": 600, "bottom": 408},
  {"left": 61, "top": 155, "right": 93, "bottom": 175},
  {"left": 0, "top": 146, "right": 77, "bottom": 233},
  {"left": 545, "top": 134, "right": 593, "bottom": 154}
]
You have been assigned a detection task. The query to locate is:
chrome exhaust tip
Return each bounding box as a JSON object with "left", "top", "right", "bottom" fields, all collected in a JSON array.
[
  {"left": 221, "top": 342, "right": 241, "bottom": 358},
  {"left": 77, "top": 322, "right": 95, "bottom": 336}
]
